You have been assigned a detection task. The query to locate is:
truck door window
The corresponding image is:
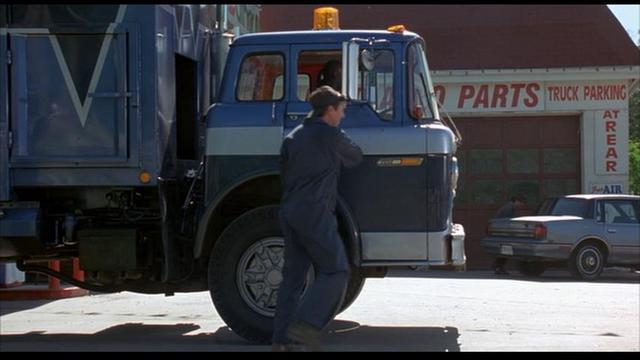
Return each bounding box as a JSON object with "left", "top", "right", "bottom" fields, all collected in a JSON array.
[
  {"left": 357, "top": 49, "right": 394, "bottom": 121},
  {"left": 274, "top": 74, "right": 310, "bottom": 101},
  {"left": 236, "top": 53, "right": 284, "bottom": 101},
  {"left": 297, "top": 50, "right": 341, "bottom": 100},
  {"left": 297, "top": 49, "right": 394, "bottom": 120}
]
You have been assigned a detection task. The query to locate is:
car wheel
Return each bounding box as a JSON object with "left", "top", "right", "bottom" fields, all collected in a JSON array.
[
  {"left": 569, "top": 243, "right": 605, "bottom": 281},
  {"left": 208, "top": 205, "right": 364, "bottom": 344},
  {"left": 517, "top": 261, "right": 546, "bottom": 277}
]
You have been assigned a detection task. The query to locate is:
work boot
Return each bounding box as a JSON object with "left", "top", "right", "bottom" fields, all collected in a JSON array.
[
  {"left": 271, "top": 342, "right": 309, "bottom": 352},
  {"left": 271, "top": 343, "right": 291, "bottom": 352},
  {"left": 287, "top": 320, "right": 323, "bottom": 350}
]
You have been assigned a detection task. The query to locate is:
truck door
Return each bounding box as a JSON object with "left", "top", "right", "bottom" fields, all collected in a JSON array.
[
  {"left": 7, "top": 24, "right": 140, "bottom": 170},
  {"left": 206, "top": 44, "right": 287, "bottom": 172},
  {"left": 290, "top": 42, "right": 430, "bottom": 263}
]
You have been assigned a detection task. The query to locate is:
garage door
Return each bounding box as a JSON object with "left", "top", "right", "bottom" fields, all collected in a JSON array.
[{"left": 452, "top": 116, "right": 580, "bottom": 269}]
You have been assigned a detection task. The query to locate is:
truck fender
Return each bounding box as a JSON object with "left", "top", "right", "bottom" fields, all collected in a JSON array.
[
  {"left": 193, "top": 172, "right": 361, "bottom": 267},
  {"left": 193, "top": 169, "right": 279, "bottom": 260}
]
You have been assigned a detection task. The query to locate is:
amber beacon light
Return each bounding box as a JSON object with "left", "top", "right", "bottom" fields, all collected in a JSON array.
[{"left": 313, "top": 7, "right": 340, "bottom": 30}]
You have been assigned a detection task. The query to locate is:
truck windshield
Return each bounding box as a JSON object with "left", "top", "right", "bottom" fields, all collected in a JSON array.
[{"left": 407, "top": 41, "right": 439, "bottom": 121}]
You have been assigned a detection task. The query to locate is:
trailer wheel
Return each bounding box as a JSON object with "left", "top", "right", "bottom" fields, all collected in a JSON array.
[{"left": 207, "top": 205, "right": 364, "bottom": 344}]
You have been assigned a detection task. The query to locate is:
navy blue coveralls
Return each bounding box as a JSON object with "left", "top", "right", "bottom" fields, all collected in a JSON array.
[{"left": 272, "top": 116, "right": 363, "bottom": 344}]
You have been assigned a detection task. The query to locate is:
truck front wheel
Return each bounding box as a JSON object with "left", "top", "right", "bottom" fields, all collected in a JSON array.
[{"left": 207, "top": 205, "right": 364, "bottom": 344}]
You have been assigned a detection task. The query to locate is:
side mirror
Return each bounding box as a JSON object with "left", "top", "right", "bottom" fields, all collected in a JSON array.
[
  {"left": 342, "top": 41, "right": 359, "bottom": 100},
  {"left": 360, "top": 49, "right": 375, "bottom": 71}
]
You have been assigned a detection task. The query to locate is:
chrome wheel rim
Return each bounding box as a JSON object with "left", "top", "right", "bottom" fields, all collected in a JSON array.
[
  {"left": 236, "top": 237, "right": 313, "bottom": 317},
  {"left": 578, "top": 247, "right": 601, "bottom": 275},
  {"left": 237, "top": 237, "right": 284, "bottom": 317}
]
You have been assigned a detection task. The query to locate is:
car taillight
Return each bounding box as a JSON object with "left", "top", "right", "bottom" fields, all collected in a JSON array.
[{"left": 534, "top": 224, "right": 547, "bottom": 239}]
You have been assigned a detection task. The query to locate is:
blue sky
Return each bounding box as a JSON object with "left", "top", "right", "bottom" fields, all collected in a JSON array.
[{"left": 607, "top": 4, "right": 639, "bottom": 45}]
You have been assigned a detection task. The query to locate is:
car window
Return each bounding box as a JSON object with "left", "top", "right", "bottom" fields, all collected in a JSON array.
[
  {"left": 601, "top": 200, "right": 640, "bottom": 224},
  {"left": 549, "top": 198, "right": 587, "bottom": 217},
  {"left": 536, "top": 198, "right": 557, "bottom": 215}
]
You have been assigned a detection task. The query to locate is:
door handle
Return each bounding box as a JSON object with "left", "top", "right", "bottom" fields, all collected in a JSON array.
[
  {"left": 286, "top": 112, "right": 308, "bottom": 121},
  {"left": 607, "top": 229, "right": 617, "bottom": 233}
]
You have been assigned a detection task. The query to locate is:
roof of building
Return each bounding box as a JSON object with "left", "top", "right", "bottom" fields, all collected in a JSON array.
[{"left": 259, "top": 5, "right": 640, "bottom": 70}]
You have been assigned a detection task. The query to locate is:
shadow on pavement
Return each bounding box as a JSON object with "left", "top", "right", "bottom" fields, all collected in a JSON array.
[
  {"left": 0, "top": 321, "right": 460, "bottom": 352},
  {"left": 0, "top": 298, "right": 52, "bottom": 317},
  {"left": 324, "top": 320, "right": 460, "bottom": 351}
]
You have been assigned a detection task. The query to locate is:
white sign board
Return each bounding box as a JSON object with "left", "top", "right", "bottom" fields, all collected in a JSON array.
[
  {"left": 545, "top": 81, "right": 629, "bottom": 111},
  {"left": 594, "top": 109, "right": 629, "bottom": 175},
  {"left": 589, "top": 183, "right": 625, "bottom": 194},
  {"left": 433, "top": 80, "right": 629, "bottom": 113}
]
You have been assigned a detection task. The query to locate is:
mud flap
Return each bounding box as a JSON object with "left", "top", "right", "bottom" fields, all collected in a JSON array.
[{"left": 158, "top": 178, "right": 184, "bottom": 282}]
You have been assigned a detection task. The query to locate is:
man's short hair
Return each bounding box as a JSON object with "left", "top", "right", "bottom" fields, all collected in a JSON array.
[
  {"left": 309, "top": 85, "right": 346, "bottom": 114},
  {"left": 511, "top": 194, "right": 526, "bottom": 203}
]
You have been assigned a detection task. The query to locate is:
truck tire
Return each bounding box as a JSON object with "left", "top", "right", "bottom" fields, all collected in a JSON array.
[
  {"left": 568, "top": 243, "right": 605, "bottom": 281},
  {"left": 207, "top": 205, "right": 364, "bottom": 344},
  {"left": 517, "top": 261, "right": 546, "bottom": 277}
]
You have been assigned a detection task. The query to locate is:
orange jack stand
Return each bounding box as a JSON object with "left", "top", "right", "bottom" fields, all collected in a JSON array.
[{"left": 0, "top": 258, "right": 89, "bottom": 300}]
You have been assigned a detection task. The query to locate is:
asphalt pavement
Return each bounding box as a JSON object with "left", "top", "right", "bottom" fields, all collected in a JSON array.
[{"left": 1, "top": 268, "right": 638, "bottom": 351}]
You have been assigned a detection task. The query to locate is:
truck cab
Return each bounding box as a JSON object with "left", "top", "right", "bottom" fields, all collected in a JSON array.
[{"left": 200, "top": 14, "right": 465, "bottom": 342}]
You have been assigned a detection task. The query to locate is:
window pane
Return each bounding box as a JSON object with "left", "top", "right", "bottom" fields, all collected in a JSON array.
[
  {"left": 507, "top": 180, "right": 540, "bottom": 207},
  {"left": 543, "top": 148, "right": 577, "bottom": 173},
  {"left": 471, "top": 180, "right": 503, "bottom": 205},
  {"left": 297, "top": 74, "right": 310, "bottom": 100},
  {"left": 351, "top": 49, "right": 395, "bottom": 120},
  {"left": 298, "top": 50, "right": 341, "bottom": 100},
  {"left": 237, "top": 53, "right": 284, "bottom": 101},
  {"left": 544, "top": 179, "right": 577, "bottom": 198},
  {"left": 469, "top": 149, "right": 502, "bottom": 174},
  {"left": 604, "top": 201, "right": 639, "bottom": 224},
  {"left": 372, "top": 51, "right": 394, "bottom": 120},
  {"left": 507, "top": 149, "right": 538, "bottom": 174},
  {"left": 273, "top": 75, "right": 283, "bottom": 100},
  {"left": 407, "top": 42, "right": 434, "bottom": 120},
  {"left": 551, "top": 198, "right": 588, "bottom": 216}
]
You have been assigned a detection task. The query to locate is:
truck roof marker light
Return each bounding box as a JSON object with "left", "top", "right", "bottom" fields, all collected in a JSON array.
[
  {"left": 139, "top": 171, "right": 152, "bottom": 184},
  {"left": 387, "top": 24, "right": 406, "bottom": 33},
  {"left": 313, "top": 7, "right": 340, "bottom": 30}
]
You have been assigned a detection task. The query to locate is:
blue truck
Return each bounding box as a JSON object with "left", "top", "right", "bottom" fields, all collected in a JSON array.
[{"left": 0, "top": 5, "right": 465, "bottom": 343}]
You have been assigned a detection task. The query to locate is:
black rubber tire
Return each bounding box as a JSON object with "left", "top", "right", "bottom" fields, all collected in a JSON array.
[
  {"left": 517, "top": 261, "right": 547, "bottom": 277},
  {"left": 207, "top": 205, "right": 364, "bottom": 344},
  {"left": 208, "top": 206, "right": 281, "bottom": 344},
  {"left": 568, "top": 243, "right": 605, "bottom": 281},
  {"left": 340, "top": 271, "right": 366, "bottom": 313}
]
